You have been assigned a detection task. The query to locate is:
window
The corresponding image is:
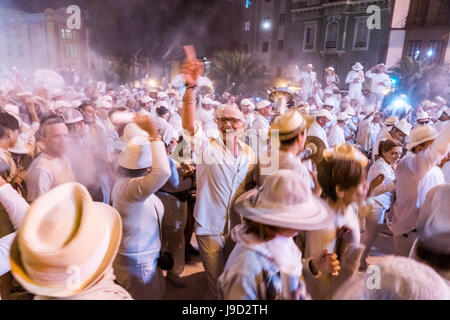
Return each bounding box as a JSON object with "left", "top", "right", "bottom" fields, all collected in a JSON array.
[
  {"left": 61, "top": 28, "right": 74, "bottom": 39},
  {"left": 262, "top": 41, "right": 269, "bottom": 52},
  {"left": 405, "top": 40, "right": 422, "bottom": 59},
  {"left": 244, "top": 21, "right": 251, "bottom": 31},
  {"left": 353, "top": 18, "right": 370, "bottom": 50},
  {"left": 279, "top": 14, "right": 286, "bottom": 26},
  {"left": 278, "top": 40, "right": 284, "bottom": 51},
  {"left": 66, "top": 44, "right": 77, "bottom": 58},
  {"left": 303, "top": 22, "right": 317, "bottom": 51},
  {"left": 243, "top": 43, "right": 249, "bottom": 53},
  {"left": 325, "top": 21, "right": 339, "bottom": 50},
  {"left": 427, "top": 40, "right": 444, "bottom": 63}
]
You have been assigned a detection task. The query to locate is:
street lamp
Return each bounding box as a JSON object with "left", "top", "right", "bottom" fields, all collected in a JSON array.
[
  {"left": 426, "top": 49, "right": 433, "bottom": 58},
  {"left": 262, "top": 21, "right": 271, "bottom": 30}
]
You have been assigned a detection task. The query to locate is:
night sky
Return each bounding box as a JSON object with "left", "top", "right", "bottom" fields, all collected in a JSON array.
[{"left": 1, "top": 0, "right": 238, "bottom": 62}]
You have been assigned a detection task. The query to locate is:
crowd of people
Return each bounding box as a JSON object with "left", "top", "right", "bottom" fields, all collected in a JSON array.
[{"left": 0, "top": 55, "right": 449, "bottom": 300}]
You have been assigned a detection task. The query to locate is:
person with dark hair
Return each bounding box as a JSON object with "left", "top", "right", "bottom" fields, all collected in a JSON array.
[
  {"left": 360, "top": 139, "right": 403, "bottom": 268},
  {"left": 0, "top": 112, "right": 21, "bottom": 299},
  {"left": 303, "top": 143, "right": 369, "bottom": 300},
  {"left": 392, "top": 123, "right": 450, "bottom": 257},
  {"left": 25, "top": 116, "right": 75, "bottom": 202}
]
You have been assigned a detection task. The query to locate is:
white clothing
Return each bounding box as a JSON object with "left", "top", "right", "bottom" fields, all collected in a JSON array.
[
  {"left": 368, "top": 158, "right": 396, "bottom": 211},
  {"left": 218, "top": 224, "right": 312, "bottom": 300},
  {"left": 168, "top": 112, "right": 183, "bottom": 136},
  {"left": 416, "top": 166, "right": 445, "bottom": 208},
  {"left": 328, "top": 125, "right": 346, "bottom": 147},
  {"left": 365, "top": 70, "right": 391, "bottom": 94},
  {"left": 392, "top": 122, "right": 450, "bottom": 236},
  {"left": 186, "top": 125, "right": 255, "bottom": 236},
  {"left": 307, "top": 121, "right": 329, "bottom": 148},
  {"left": 243, "top": 112, "right": 255, "bottom": 129},
  {"left": 345, "top": 70, "right": 365, "bottom": 100},
  {"left": 25, "top": 152, "right": 76, "bottom": 202},
  {"left": 0, "top": 233, "right": 15, "bottom": 277},
  {"left": 443, "top": 161, "right": 450, "bottom": 183},
  {"left": 298, "top": 71, "right": 317, "bottom": 101},
  {"left": 251, "top": 113, "right": 270, "bottom": 159}
]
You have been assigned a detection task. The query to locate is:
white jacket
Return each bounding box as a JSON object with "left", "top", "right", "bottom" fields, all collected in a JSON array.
[
  {"left": 307, "top": 121, "right": 329, "bottom": 148},
  {"left": 365, "top": 70, "right": 391, "bottom": 94},
  {"left": 392, "top": 122, "right": 450, "bottom": 236},
  {"left": 368, "top": 158, "right": 396, "bottom": 211},
  {"left": 328, "top": 125, "right": 346, "bottom": 147}
]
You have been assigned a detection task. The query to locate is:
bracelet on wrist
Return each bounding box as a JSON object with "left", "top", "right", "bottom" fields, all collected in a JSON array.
[{"left": 186, "top": 84, "right": 197, "bottom": 90}]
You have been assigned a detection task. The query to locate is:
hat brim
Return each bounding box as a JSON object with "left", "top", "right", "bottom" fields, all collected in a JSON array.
[
  {"left": 406, "top": 133, "right": 438, "bottom": 150},
  {"left": 10, "top": 202, "right": 122, "bottom": 298},
  {"left": 233, "top": 188, "right": 335, "bottom": 231}
]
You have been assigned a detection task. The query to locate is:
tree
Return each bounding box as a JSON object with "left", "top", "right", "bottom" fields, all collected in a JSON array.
[
  {"left": 388, "top": 56, "right": 450, "bottom": 106},
  {"left": 208, "top": 50, "right": 271, "bottom": 97}
]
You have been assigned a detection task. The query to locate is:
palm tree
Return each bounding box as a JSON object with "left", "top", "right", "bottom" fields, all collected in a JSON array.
[
  {"left": 208, "top": 50, "right": 271, "bottom": 97},
  {"left": 388, "top": 56, "right": 450, "bottom": 106}
]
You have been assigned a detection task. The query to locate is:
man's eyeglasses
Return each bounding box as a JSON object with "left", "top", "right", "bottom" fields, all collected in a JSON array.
[
  {"left": 218, "top": 118, "right": 241, "bottom": 125},
  {"left": 418, "top": 121, "right": 429, "bottom": 125}
]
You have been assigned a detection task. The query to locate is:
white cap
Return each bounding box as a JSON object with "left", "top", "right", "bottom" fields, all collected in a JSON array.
[
  {"left": 316, "top": 108, "right": 334, "bottom": 121},
  {"left": 96, "top": 100, "right": 113, "bottom": 110},
  {"left": 157, "top": 91, "right": 168, "bottom": 99},
  {"left": 54, "top": 100, "right": 71, "bottom": 110},
  {"left": 61, "top": 108, "right": 84, "bottom": 125},
  {"left": 257, "top": 100, "right": 271, "bottom": 110},
  {"left": 140, "top": 96, "right": 154, "bottom": 104},
  {"left": 416, "top": 111, "right": 430, "bottom": 121},
  {"left": 337, "top": 113, "right": 351, "bottom": 121},
  {"left": 202, "top": 97, "right": 214, "bottom": 105},
  {"left": 3, "top": 104, "right": 19, "bottom": 116}
]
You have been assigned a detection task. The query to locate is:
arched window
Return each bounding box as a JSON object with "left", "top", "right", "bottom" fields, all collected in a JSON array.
[{"left": 325, "top": 20, "right": 339, "bottom": 49}]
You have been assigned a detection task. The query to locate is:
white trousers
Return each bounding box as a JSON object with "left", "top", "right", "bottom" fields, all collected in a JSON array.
[{"left": 195, "top": 234, "right": 234, "bottom": 299}]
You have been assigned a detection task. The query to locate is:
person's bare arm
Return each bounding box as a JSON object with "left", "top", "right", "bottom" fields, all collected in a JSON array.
[{"left": 181, "top": 45, "right": 204, "bottom": 136}]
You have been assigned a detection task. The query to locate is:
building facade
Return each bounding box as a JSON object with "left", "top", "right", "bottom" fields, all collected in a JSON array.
[
  {"left": 0, "top": 7, "right": 90, "bottom": 77},
  {"left": 233, "top": 0, "right": 393, "bottom": 87}
]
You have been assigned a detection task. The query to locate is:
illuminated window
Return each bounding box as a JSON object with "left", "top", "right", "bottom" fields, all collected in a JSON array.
[
  {"left": 428, "top": 40, "right": 444, "bottom": 63},
  {"left": 61, "top": 28, "right": 75, "bottom": 39},
  {"left": 244, "top": 21, "right": 251, "bottom": 31},
  {"left": 405, "top": 40, "right": 422, "bottom": 58}
]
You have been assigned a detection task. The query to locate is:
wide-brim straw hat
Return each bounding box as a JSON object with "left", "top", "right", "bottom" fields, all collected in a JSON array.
[
  {"left": 10, "top": 183, "right": 122, "bottom": 298},
  {"left": 352, "top": 63, "right": 364, "bottom": 71},
  {"left": 323, "top": 143, "right": 368, "bottom": 168},
  {"left": 269, "top": 109, "right": 313, "bottom": 141},
  {"left": 384, "top": 116, "right": 399, "bottom": 126},
  {"left": 117, "top": 135, "right": 152, "bottom": 169},
  {"left": 333, "top": 256, "right": 450, "bottom": 300},
  {"left": 394, "top": 119, "right": 412, "bottom": 136},
  {"left": 8, "top": 137, "right": 30, "bottom": 155},
  {"left": 233, "top": 169, "right": 334, "bottom": 231},
  {"left": 406, "top": 125, "right": 438, "bottom": 150}
]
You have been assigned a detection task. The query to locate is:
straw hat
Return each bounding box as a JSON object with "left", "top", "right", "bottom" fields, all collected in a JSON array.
[
  {"left": 325, "top": 66, "right": 334, "bottom": 72},
  {"left": 3, "top": 104, "right": 19, "bottom": 117},
  {"left": 157, "top": 91, "right": 168, "bottom": 99},
  {"left": 60, "top": 108, "right": 84, "bottom": 125},
  {"left": 269, "top": 109, "right": 313, "bottom": 141},
  {"left": 257, "top": 100, "right": 272, "bottom": 110},
  {"left": 352, "top": 63, "right": 364, "bottom": 71},
  {"left": 384, "top": 116, "right": 399, "bottom": 126},
  {"left": 416, "top": 184, "right": 450, "bottom": 254},
  {"left": 394, "top": 119, "right": 412, "bottom": 136},
  {"left": 435, "top": 96, "right": 446, "bottom": 104},
  {"left": 96, "top": 100, "right": 112, "bottom": 110},
  {"left": 406, "top": 125, "right": 438, "bottom": 150},
  {"left": 54, "top": 100, "right": 71, "bottom": 110},
  {"left": 323, "top": 143, "right": 368, "bottom": 168},
  {"left": 332, "top": 256, "right": 450, "bottom": 300},
  {"left": 10, "top": 183, "right": 122, "bottom": 298},
  {"left": 233, "top": 170, "right": 334, "bottom": 230},
  {"left": 9, "top": 137, "right": 30, "bottom": 155},
  {"left": 117, "top": 136, "right": 152, "bottom": 169}
]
